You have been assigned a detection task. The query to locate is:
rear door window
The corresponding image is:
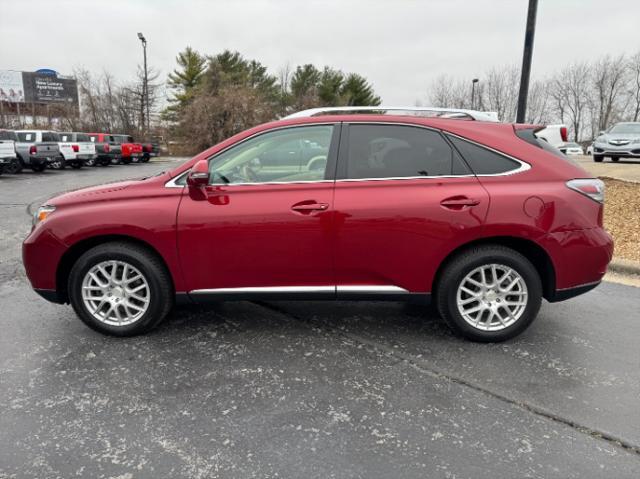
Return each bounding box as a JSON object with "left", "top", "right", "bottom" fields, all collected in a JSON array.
[
  {"left": 42, "top": 132, "right": 60, "bottom": 142},
  {"left": 17, "top": 132, "right": 34, "bottom": 142},
  {"left": 447, "top": 135, "right": 521, "bottom": 174},
  {"left": 342, "top": 124, "right": 470, "bottom": 180}
]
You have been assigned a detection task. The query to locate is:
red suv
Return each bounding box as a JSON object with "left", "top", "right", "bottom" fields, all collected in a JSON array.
[{"left": 23, "top": 108, "right": 613, "bottom": 341}]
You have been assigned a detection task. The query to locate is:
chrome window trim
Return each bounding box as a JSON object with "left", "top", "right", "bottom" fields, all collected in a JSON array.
[
  {"left": 340, "top": 122, "right": 531, "bottom": 181},
  {"left": 445, "top": 132, "right": 531, "bottom": 176},
  {"left": 189, "top": 285, "right": 410, "bottom": 295},
  {"left": 164, "top": 123, "right": 338, "bottom": 189},
  {"left": 165, "top": 121, "right": 532, "bottom": 188}
]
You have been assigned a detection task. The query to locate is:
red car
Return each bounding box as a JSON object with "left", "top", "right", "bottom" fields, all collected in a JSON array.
[
  {"left": 111, "top": 134, "right": 143, "bottom": 164},
  {"left": 23, "top": 108, "right": 613, "bottom": 341}
]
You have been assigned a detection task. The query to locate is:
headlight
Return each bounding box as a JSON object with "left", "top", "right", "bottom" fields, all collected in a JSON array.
[{"left": 33, "top": 205, "right": 56, "bottom": 226}]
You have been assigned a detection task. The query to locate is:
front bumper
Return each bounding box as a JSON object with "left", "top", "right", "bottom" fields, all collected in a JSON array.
[{"left": 593, "top": 142, "right": 640, "bottom": 156}]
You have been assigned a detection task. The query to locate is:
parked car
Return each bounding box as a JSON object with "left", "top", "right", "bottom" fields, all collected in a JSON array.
[
  {"left": 0, "top": 129, "right": 20, "bottom": 174},
  {"left": 58, "top": 132, "right": 97, "bottom": 166},
  {"left": 88, "top": 133, "right": 120, "bottom": 166},
  {"left": 111, "top": 134, "right": 143, "bottom": 164},
  {"left": 141, "top": 139, "right": 160, "bottom": 162},
  {"left": 14, "top": 130, "right": 59, "bottom": 172},
  {"left": 558, "top": 142, "right": 584, "bottom": 155},
  {"left": 534, "top": 124, "right": 568, "bottom": 148},
  {"left": 592, "top": 122, "right": 640, "bottom": 162},
  {"left": 23, "top": 107, "right": 613, "bottom": 342},
  {"left": 16, "top": 130, "right": 86, "bottom": 170}
]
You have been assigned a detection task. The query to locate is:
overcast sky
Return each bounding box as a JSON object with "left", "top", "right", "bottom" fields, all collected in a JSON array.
[{"left": 1, "top": 0, "right": 639, "bottom": 104}]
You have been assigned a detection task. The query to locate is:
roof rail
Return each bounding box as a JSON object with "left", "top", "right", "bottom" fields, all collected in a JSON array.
[{"left": 283, "top": 106, "right": 500, "bottom": 122}]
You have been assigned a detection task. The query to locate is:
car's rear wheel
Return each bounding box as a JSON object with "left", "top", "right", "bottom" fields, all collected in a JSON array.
[
  {"left": 4, "top": 158, "right": 22, "bottom": 174},
  {"left": 593, "top": 155, "right": 603, "bottom": 162},
  {"left": 436, "top": 246, "right": 542, "bottom": 342},
  {"left": 86, "top": 158, "right": 97, "bottom": 167},
  {"left": 30, "top": 163, "right": 46, "bottom": 172},
  {"left": 49, "top": 157, "right": 65, "bottom": 170},
  {"left": 70, "top": 161, "right": 83, "bottom": 169},
  {"left": 68, "top": 242, "right": 173, "bottom": 336}
]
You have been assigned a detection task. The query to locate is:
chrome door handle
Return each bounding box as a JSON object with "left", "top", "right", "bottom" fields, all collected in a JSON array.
[{"left": 291, "top": 202, "right": 329, "bottom": 213}]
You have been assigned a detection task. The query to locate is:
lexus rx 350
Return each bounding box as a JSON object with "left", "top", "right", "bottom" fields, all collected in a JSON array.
[{"left": 23, "top": 108, "right": 613, "bottom": 342}]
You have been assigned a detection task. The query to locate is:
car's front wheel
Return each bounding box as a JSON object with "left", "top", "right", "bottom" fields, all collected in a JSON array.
[
  {"left": 68, "top": 242, "right": 173, "bottom": 336},
  {"left": 436, "top": 246, "right": 542, "bottom": 342}
]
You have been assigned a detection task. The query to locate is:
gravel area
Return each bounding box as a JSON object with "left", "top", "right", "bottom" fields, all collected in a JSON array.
[{"left": 604, "top": 178, "right": 640, "bottom": 262}]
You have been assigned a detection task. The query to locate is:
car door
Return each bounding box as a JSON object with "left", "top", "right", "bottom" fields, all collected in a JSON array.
[
  {"left": 177, "top": 123, "right": 340, "bottom": 299},
  {"left": 333, "top": 123, "right": 489, "bottom": 297}
]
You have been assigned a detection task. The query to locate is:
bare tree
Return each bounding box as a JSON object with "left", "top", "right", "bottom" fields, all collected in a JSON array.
[
  {"left": 591, "top": 55, "right": 628, "bottom": 130},
  {"left": 427, "top": 75, "right": 472, "bottom": 109},
  {"left": 478, "top": 66, "right": 520, "bottom": 122},
  {"left": 552, "top": 62, "right": 591, "bottom": 141},
  {"left": 626, "top": 51, "right": 640, "bottom": 121}
]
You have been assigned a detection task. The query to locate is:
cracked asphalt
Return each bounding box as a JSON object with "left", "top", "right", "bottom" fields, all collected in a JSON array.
[{"left": 1, "top": 159, "right": 639, "bottom": 478}]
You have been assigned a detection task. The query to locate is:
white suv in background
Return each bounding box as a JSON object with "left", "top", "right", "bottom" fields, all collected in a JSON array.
[{"left": 59, "top": 132, "right": 97, "bottom": 167}]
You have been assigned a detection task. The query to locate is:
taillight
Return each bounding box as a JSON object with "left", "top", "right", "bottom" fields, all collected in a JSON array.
[
  {"left": 560, "top": 126, "right": 568, "bottom": 142},
  {"left": 29, "top": 145, "right": 37, "bottom": 155},
  {"left": 104, "top": 144, "right": 110, "bottom": 152},
  {"left": 566, "top": 179, "right": 605, "bottom": 203},
  {"left": 72, "top": 144, "right": 79, "bottom": 152}
]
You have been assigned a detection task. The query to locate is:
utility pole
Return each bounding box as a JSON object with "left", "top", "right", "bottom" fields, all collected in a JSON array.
[
  {"left": 137, "top": 32, "right": 150, "bottom": 136},
  {"left": 471, "top": 78, "right": 479, "bottom": 110},
  {"left": 516, "top": 0, "right": 538, "bottom": 123}
]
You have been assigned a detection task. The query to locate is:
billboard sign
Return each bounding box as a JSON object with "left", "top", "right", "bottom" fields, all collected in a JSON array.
[
  {"left": 0, "top": 70, "right": 25, "bottom": 103},
  {"left": 0, "top": 70, "right": 78, "bottom": 106}
]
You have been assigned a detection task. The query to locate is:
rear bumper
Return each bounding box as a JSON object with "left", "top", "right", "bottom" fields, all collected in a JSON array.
[
  {"left": 0, "top": 156, "right": 17, "bottom": 164},
  {"left": 541, "top": 227, "right": 613, "bottom": 300}
]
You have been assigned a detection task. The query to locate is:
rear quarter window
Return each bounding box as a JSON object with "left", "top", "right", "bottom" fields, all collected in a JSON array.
[{"left": 447, "top": 135, "right": 521, "bottom": 175}]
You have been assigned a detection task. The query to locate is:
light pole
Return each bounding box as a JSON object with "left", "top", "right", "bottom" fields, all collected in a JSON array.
[
  {"left": 137, "top": 32, "right": 150, "bottom": 136},
  {"left": 471, "top": 78, "right": 479, "bottom": 110},
  {"left": 516, "top": 0, "right": 538, "bottom": 123}
]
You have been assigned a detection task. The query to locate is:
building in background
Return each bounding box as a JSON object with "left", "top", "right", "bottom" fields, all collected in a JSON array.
[{"left": 0, "top": 69, "right": 78, "bottom": 127}]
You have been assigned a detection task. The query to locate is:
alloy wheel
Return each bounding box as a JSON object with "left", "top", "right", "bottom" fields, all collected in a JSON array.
[
  {"left": 81, "top": 260, "right": 150, "bottom": 326},
  {"left": 456, "top": 263, "right": 528, "bottom": 331}
]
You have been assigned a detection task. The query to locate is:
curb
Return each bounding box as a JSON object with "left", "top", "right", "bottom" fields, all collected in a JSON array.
[{"left": 608, "top": 258, "right": 640, "bottom": 277}]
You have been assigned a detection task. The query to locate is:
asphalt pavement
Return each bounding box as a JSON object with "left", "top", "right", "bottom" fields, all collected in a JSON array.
[{"left": 1, "top": 160, "right": 639, "bottom": 478}]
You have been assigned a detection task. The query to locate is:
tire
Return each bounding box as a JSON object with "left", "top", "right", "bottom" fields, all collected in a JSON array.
[
  {"left": 70, "top": 161, "right": 83, "bottom": 169},
  {"left": 49, "top": 157, "right": 66, "bottom": 170},
  {"left": 121, "top": 157, "right": 132, "bottom": 165},
  {"left": 5, "top": 157, "right": 23, "bottom": 174},
  {"left": 86, "top": 158, "right": 97, "bottom": 167},
  {"left": 68, "top": 242, "right": 173, "bottom": 336},
  {"left": 141, "top": 154, "right": 150, "bottom": 163},
  {"left": 593, "top": 155, "right": 603, "bottom": 163},
  {"left": 435, "top": 245, "right": 542, "bottom": 342},
  {"left": 30, "top": 163, "right": 46, "bottom": 172},
  {"left": 99, "top": 158, "right": 111, "bottom": 166}
]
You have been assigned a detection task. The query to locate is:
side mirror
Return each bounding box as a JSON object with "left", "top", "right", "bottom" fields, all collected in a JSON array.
[{"left": 187, "top": 159, "right": 209, "bottom": 187}]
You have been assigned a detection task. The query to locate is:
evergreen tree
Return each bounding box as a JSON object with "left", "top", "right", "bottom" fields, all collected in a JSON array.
[{"left": 163, "top": 47, "right": 207, "bottom": 121}]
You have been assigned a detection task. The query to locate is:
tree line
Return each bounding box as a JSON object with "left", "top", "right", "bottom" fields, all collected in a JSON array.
[
  {"left": 425, "top": 51, "right": 640, "bottom": 142},
  {"left": 163, "top": 48, "right": 381, "bottom": 152}
]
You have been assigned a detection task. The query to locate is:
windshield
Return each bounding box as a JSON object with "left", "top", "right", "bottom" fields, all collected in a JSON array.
[{"left": 609, "top": 123, "right": 640, "bottom": 134}]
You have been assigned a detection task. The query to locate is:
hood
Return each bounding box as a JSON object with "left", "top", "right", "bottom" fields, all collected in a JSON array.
[{"left": 46, "top": 177, "right": 154, "bottom": 207}]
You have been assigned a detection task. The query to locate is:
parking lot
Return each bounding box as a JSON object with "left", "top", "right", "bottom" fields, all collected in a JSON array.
[{"left": 0, "top": 159, "right": 637, "bottom": 477}]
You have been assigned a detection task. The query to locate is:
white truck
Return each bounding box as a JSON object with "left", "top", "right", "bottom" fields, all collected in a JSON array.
[
  {"left": 0, "top": 129, "right": 20, "bottom": 175},
  {"left": 59, "top": 132, "right": 98, "bottom": 167},
  {"left": 535, "top": 124, "right": 568, "bottom": 148},
  {"left": 15, "top": 130, "right": 92, "bottom": 169}
]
